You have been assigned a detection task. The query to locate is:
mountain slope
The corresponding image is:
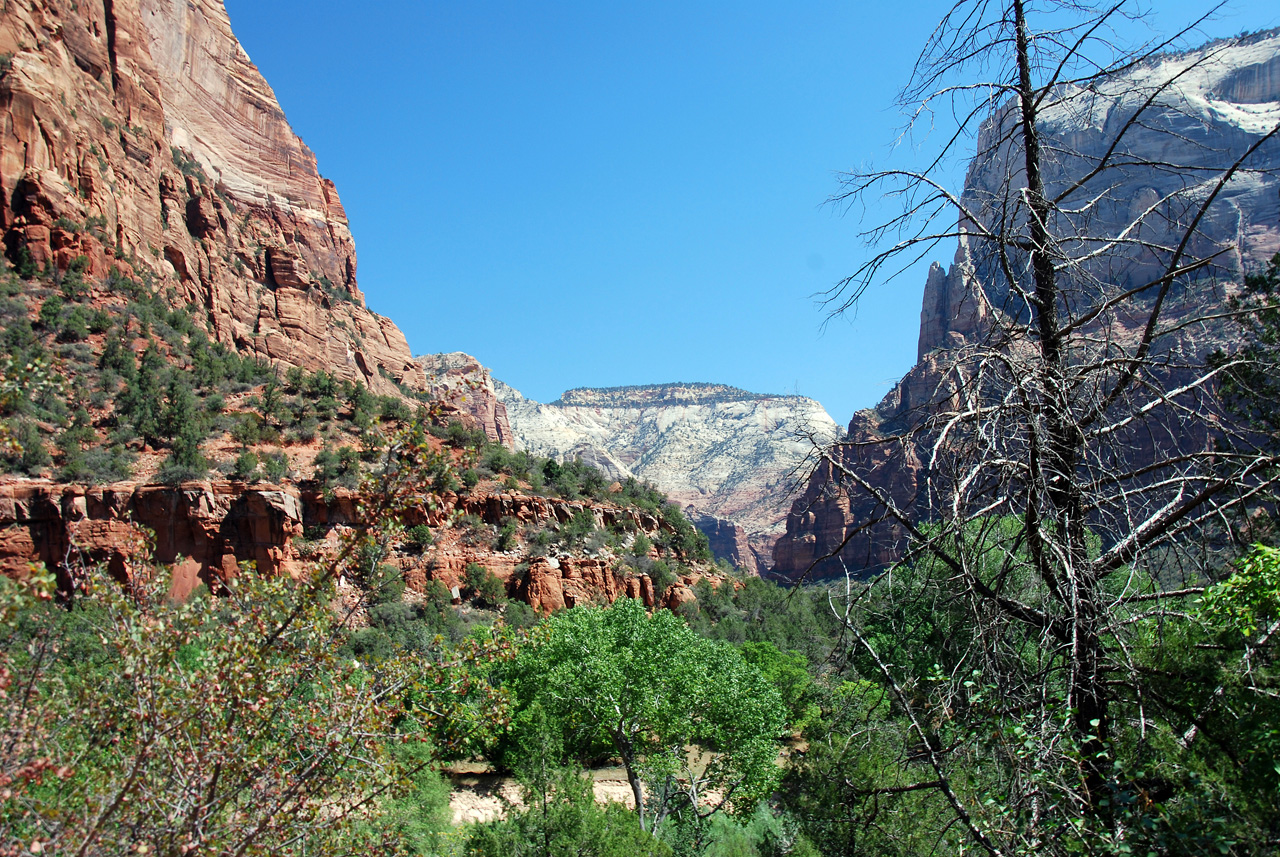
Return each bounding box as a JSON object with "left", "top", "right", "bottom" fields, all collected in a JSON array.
[
  {"left": 497, "top": 381, "right": 840, "bottom": 570},
  {"left": 1, "top": 0, "right": 425, "bottom": 395}
]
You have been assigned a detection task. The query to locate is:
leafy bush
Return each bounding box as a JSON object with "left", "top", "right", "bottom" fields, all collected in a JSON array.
[
  {"left": 2, "top": 420, "right": 50, "bottom": 475},
  {"left": 464, "top": 562, "right": 506, "bottom": 609},
  {"left": 494, "top": 517, "right": 519, "bottom": 552},
  {"left": 403, "top": 524, "right": 434, "bottom": 553},
  {"left": 233, "top": 449, "right": 259, "bottom": 481},
  {"left": 261, "top": 451, "right": 289, "bottom": 483},
  {"left": 314, "top": 445, "right": 360, "bottom": 488}
]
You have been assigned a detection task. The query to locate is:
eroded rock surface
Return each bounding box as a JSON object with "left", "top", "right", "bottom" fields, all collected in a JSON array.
[
  {"left": 497, "top": 381, "right": 839, "bottom": 570},
  {"left": 1, "top": 0, "right": 425, "bottom": 395},
  {"left": 772, "top": 29, "right": 1280, "bottom": 581}
]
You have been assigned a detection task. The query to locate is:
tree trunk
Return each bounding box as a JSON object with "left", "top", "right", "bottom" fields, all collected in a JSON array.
[{"left": 1012, "top": 0, "right": 1111, "bottom": 816}]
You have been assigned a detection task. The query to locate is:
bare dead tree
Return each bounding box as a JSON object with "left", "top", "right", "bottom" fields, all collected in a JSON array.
[{"left": 810, "top": 1, "right": 1280, "bottom": 853}]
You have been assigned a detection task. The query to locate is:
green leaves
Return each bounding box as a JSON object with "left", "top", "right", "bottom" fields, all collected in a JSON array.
[
  {"left": 1201, "top": 543, "right": 1280, "bottom": 639},
  {"left": 503, "top": 598, "right": 787, "bottom": 830}
]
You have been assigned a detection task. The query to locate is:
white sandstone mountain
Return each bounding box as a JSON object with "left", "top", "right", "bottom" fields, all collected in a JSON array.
[{"left": 495, "top": 381, "right": 840, "bottom": 567}]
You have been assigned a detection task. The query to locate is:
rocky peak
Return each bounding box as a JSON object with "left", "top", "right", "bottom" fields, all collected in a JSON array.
[
  {"left": 556, "top": 383, "right": 780, "bottom": 408},
  {"left": 417, "top": 352, "right": 515, "bottom": 448},
  {"left": 772, "top": 28, "right": 1280, "bottom": 581}
]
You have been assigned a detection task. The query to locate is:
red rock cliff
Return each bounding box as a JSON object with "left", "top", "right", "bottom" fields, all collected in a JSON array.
[{"left": 1, "top": 0, "right": 425, "bottom": 395}]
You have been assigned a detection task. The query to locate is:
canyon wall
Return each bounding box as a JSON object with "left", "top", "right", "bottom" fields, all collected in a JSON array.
[
  {"left": 772, "top": 29, "right": 1280, "bottom": 581},
  {"left": 0, "top": 475, "right": 724, "bottom": 613},
  {"left": 497, "top": 381, "right": 840, "bottom": 572},
  {"left": 1, "top": 0, "right": 425, "bottom": 396}
]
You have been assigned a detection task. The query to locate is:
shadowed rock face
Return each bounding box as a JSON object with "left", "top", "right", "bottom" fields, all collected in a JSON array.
[
  {"left": 1, "top": 0, "right": 424, "bottom": 395},
  {"left": 772, "top": 30, "right": 1280, "bottom": 582},
  {"left": 496, "top": 381, "right": 840, "bottom": 571}
]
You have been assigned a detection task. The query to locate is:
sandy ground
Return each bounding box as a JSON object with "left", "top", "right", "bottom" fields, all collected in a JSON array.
[{"left": 448, "top": 769, "right": 636, "bottom": 825}]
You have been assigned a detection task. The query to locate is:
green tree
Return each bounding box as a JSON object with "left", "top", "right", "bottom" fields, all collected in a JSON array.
[
  {"left": 465, "top": 562, "right": 507, "bottom": 609},
  {"left": 503, "top": 597, "right": 785, "bottom": 833},
  {"left": 158, "top": 377, "right": 208, "bottom": 481},
  {"left": 117, "top": 342, "right": 165, "bottom": 447}
]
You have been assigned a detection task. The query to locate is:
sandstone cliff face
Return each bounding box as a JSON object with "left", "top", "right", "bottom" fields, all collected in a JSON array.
[
  {"left": 417, "top": 352, "right": 515, "bottom": 447},
  {"left": 496, "top": 381, "right": 840, "bottom": 569},
  {"left": 0, "top": 0, "right": 425, "bottom": 396},
  {"left": 0, "top": 475, "right": 721, "bottom": 613},
  {"left": 772, "top": 30, "right": 1280, "bottom": 582}
]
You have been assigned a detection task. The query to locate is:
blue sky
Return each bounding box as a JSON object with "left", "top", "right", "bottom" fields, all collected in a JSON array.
[{"left": 222, "top": 1, "right": 1278, "bottom": 424}]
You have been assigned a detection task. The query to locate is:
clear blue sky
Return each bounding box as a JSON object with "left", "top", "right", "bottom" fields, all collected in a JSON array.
[{"left": 222, "top": 0, "right": 1277, "bottom": 424}]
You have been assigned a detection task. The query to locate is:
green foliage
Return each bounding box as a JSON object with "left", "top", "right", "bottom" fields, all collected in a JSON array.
[
  {"left": 233, "top": 449, "right": 259, "bottom": 481},
  {"left": 469, "top": 702, "right": 671, "bottom": 857},
  {"left": 403, "top": 524, "right": 434, "bottom": 553},
  {"left": 59, "top": 256, "right": 89, "bottom": 300},
  {"left": 98, "top": 328, "right": 136, "bottom": 379},
  {"left": 0, "top": 570, "right": 410, "bottom": 855},
  {"left": 157, "top": 377, "right": 209, "bottom": 482},
  {"left": 261, "top": 450, "right": 288, "bottom": 483},
  {"left": 14, "top": 243, "right": 38, "bottom": 280},
  {"left": 503, "top": 600, "right": 540, "bottom": 630},
  {"left": 465, "top": 562, "right": 507, "bottom": 608},
  {"left": 374, "top": 740, "right": 454, "bottom": 855},
  {"left": 57, "top": 306, "right": 89, "bottom": 342},
  {"left": 314, "top": 445, "right": 361, "bottom": 488},
  {"left": 501, "top": 597, "right": 786, "bottom": 833},
  {"left": 1203, "top": 543, "right": 1280, "bottom": 638},
  {"left": 117, "top": 341, "right": 166, "bottom": 446},
  {"left": 739, "top": 641, "right": 816, "bottom": 731},
  {"left": 495, "top": 517, "right": 520, "bottom": 552},
  {"left": 443, "top": 419, "right": 488, "bottom": 450},
  {"left": 2, "top": 419, "right": 50, "bottom": 475},
  {"left": 37, "top": 294, "right": 63, "bottom": 330},
  {"left": 562, "top": 507, "right": 597, "bottom": 549}
]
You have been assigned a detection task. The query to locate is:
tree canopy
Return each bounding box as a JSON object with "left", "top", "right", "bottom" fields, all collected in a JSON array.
[{"left": 501, "top": 596, "right": 787, "bottom": 834}]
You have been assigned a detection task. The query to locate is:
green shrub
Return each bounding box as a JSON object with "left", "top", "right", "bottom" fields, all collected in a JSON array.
[
  {"left": 4, "top": 420, "right": 51, "bottom": 475},
  {"left": 494, "top": 518, "right": 519, "bottom": 552},
  {"left": 59, "top": 256, "right": 89, "bottom": 300},
  {"left": 444, "top": 420, "right": 487, "bottom": 450},
  {"left": 503, "top": 600, "right": 539, "bottom": 630},
  {"left": 314, "top": 445, "right": 360, "bottom": 488},
  {"left": 37, "top": 295, "right": 64, "bottom": 330},
  {"left": 562, "top": 508, "right": 597, "bottom": 548},
  {"left": 57, "top": 307, "right": 89, "bottom": 342},
  {"left": 233, "top": 450, "right": 259, "bottom": 481},
  {"left": 86, "top": 308, "right": 112, "bottom": 334},
  {"left": 464, "top": 562, "right": 506, "bottom": 609},
  {"left": 261, "top": 451, "right": 288, "bottom": 483},
  {"left": 379, "top": 396, "right": 412, "bottom": 422},
  {"left": 14, "top": 244, "right": 38, "bottom": 279},
  {"left": 403, "top": 524, "right": 434, "bottom": 553}
]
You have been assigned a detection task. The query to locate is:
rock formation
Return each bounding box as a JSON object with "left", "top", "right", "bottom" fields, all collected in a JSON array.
[
  {"left": 0, "top": 474, "right": 728, "bottom": 612},
  {"left": 496, "top": 381, "right": 840, "bottom": 570},
  {"left": 417, "top": 352, "right": 515, "bottom": 447},
  {"left": 772, "top": 29, "right": 1280, "bottom": 582},
  {"left": 1, "top": 0, "right": 426, "bottom": 396}
]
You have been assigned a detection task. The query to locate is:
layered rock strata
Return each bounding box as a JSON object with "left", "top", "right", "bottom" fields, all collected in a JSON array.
[
  {"left": 497, "top": 381, "right": 839, "bottom": 570},
  {"left": 417, "top": 352, "right": 515, "bottom": 447},
  {"left": 0, "top": 476, "right": 724, "bottom": 613},
  {"left": 1, "top": 0, "right": 425, "bottom": 396},
  {"left": 772, "top": 29, "right": 1280, "bottom": 581}
]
